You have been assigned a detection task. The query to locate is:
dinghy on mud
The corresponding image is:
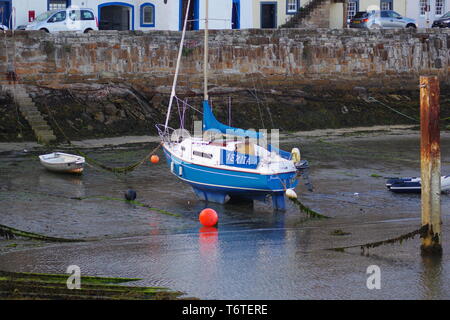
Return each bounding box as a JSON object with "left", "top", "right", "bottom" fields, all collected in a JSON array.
[
  {"left": 386, "top": 176, "right": 450, "bottom": 193},
  {"left": 39, "top": 152, "right": 85, "bottom": 174}
]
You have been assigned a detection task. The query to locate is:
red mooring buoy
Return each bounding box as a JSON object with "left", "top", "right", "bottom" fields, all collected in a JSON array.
[
  {"left": 199, "top": 208, "right": 218, "bottom": 227},
  {"left": 150, "top": 155, "right": 160, "bottom": 164}
]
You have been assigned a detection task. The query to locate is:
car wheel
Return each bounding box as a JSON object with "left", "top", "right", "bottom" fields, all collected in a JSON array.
[
  {"left": 406, "top": 24, "right": 416, "bottom": 29},
  {"left": 40, "top": 28, "right": 50, "bottom": 33},
  {"left": 84, "top": 28, "right": 93, "bottom": 34}
]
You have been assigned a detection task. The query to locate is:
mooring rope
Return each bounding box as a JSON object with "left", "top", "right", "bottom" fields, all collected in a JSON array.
[
  {"left": 326, "top": 224, "right": 429, "bottom": 253},
  {"left": 288, "top": 197, "right": 331, "bottom": 219},
  {"left": 366, "top": 96, "right": 449, "bottom": 123},
  {"left": 44, "top": 105, "right": 162, "bottom": 174}
]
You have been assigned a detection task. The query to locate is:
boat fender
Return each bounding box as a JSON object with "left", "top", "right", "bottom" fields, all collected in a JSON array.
[
  {"left": 286, "top": 188, "right": 298, "bottom": 199},
  {"left": 291, "top": 148, "right": 301, "bottom": 163}
]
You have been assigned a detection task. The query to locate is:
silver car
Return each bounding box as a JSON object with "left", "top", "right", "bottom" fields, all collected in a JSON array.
[{"left": 350, "top": 10, "right": 417, "bottom": 29}]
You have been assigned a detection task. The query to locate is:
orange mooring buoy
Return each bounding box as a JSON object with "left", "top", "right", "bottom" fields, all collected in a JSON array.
[
  {"left": 199, "top": 208, "right": 218, "bottom": 227},
  {"left": 150, "top": 155, "right": 159, "bottom": 164}
]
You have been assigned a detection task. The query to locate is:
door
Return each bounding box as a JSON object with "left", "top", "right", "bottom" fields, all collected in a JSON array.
[
  {"left": 380, "top": 10, "right": 395, "bottom": 28},
  {"left": 391, "top": 11, "right": 407, "bottom": 28},
  {"left": 232, "top": 0, "right": 240, "bottom": 29},
  {"left": 67, "top": 9, "right": 81, "bottom": 31},
  {"left": 180, "top": 0, "right": 198, "bottom": 31},
  {"left": 47, "top": 10, "right": 67, "bottom": 32},
  {"left": 99, "top": 5, "right": 132, "bottom": 30},
  {"left": 0, "top": 1, "right": 11, "bottom": 28},
  {"left": 261, "top": 3, "right": 276, "bottom": 28}
]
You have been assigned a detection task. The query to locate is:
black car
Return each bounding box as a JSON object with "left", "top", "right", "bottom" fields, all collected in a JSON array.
[{"left": 432, "top": 11, "right": 450, "bottom": 27}]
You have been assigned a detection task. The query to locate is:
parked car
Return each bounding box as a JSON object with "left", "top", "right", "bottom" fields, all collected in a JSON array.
[
  {"left": 17, "top": 8, "right": 98, "bottom": 33},
  {"left": 350, "top": 10, "right": 417, "bottom": 29},
  {"left": 432, "top": 11, "right": 450, "bottom": 28},
  {"left": 0, "top": 24, "right": 8, "bottom": 31}
]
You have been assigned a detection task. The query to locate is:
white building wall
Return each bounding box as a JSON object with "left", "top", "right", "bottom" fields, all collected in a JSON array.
[
  {"left": 240, "top": 0, "right": 253, "bottom": 29},
  {"left": 71, "top": 0, "right": 178, "bottom": 31},
  {"left": 11, "top": 0, "right": 47, "bottom": 28},
  {"left": 407, "top": 0, "right": 450, "bottom": 28},
  {"left": 9, "top": 0, "right": 181, "bottom": 31},
  {"left": 198, "top": 0, "right": 233, "bottom": 29}
]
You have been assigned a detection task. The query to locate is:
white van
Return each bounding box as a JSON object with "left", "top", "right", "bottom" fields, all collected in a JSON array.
[{"left": 20, "top": 8, "right": 98, "bottom": 33}]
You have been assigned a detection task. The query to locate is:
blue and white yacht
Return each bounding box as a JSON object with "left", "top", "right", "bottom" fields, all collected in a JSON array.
[{"left": 157, "top": 0, "right": 306, "bottom": 210}]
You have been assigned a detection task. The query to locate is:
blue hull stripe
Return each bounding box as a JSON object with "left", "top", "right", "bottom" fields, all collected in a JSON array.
[{"left": 163, "top": 146, "right": 298, "bottom": 193}]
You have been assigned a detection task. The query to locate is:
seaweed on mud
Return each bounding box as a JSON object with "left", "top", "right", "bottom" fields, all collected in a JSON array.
[
  {"left": 0, "top": 224, "right": 85, "bottom": 243},
  {"left": 327, "top": 224, "right": 429, "bottom": 254},
  {"left": 288, "top": 197, "right": 331, "bottom": 220},
  {"left": 0, "top": 270, "right": 188, "bottom": 300}
]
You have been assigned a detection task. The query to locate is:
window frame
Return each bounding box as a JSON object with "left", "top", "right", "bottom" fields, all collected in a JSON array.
[
  {"left": 47, "top": 0, "right": 71, "bottom": 11},
  {"left": 286, "top": 0, "right": 300, "bottom": 15},
  {"left": 140, "top": 3, "right": 155, "bottom": 28},
  {"left": 419, "top": 0, "right": 428, "bottom": 16},
  {"left": 81, "top": 10, "right": 95, "bottom": 21},
  {"left": 436, "top": 0, "right": 445, "bottom": 16},
  {"left": 347, "top": 0, "right": 359, "bottom": 22},
  {"left": 380, "top": 0, "right": 393, "bottom": 11},
  {"left": 48, "top": 11, "right": 66, "bottom": 23}
]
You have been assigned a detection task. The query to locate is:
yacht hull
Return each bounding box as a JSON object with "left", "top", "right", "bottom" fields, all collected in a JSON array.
[{"left": 163, "top": 146, "right": 297, "bottom": 210}]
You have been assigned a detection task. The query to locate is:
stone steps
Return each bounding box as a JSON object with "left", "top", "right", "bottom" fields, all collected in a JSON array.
[{"left": 3, "top": 84, "right": 57, "bottom": 145}]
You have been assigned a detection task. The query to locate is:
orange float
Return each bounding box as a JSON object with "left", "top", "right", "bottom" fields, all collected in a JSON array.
[
  {"left": 150, "top": 155, "right": 160, "bottom": 164},
  {"left": 199, "top": 208, "right": 218, "bottom": 227}
]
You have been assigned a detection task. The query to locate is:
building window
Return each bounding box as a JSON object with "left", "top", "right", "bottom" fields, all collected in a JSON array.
[
  {"left": 380, "top": 0, "right": 393, "bottom": 11},
  {"left": 140, "top": 3, "right": 155, "bottom": 27},
  {"left": 347, "top": 0, "right": 358, "bottom": 21},
  {"left": 436, "top": 0, "right": 445, "bottom": 15},
  {"left": 48, "top": 0, "right": 70, "bottom": 11},
  {"left": 286, "top": 0, "right": 299, "bottom": 14},
  {"left": 419, "top": 0, "right": 428, "bottom": 16}
]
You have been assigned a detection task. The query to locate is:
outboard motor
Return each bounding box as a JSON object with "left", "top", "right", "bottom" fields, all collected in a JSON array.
[{"left": 291, "top": 148, "right": 313, "bottom": 192}]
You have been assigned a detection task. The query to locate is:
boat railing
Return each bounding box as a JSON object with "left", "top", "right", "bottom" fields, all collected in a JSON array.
[{"left": 156, "top": 124, "right": 176, "bottom": 144}]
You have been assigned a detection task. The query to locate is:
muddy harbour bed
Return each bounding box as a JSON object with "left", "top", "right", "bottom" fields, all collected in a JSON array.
[{"left": 0, "top": 127, "right": 450, "bottom": 299}]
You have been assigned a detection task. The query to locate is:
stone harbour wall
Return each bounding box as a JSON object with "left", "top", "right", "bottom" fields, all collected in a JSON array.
[
  {"left": 1, "top": 28, "right": 450, "bottom": 142},
  {"left": 0, "top": 28, "right": 449, "bottom": 91}
]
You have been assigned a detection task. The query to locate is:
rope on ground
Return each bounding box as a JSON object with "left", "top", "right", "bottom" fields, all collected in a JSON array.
[
  {"left": 0, "top": 223, "right": 85, "bottom": 242},
  {"left": 326, "top": 224, "right": 429, "bottom": 253},
  {"left": 288, "top": 197, "right": 331, "bottom": 219},
  {"left": 44, "top": 105, "right": 162, "bottom": 174}
]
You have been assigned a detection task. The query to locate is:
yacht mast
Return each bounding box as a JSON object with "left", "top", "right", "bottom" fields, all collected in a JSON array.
[
  {"left": 203, "top": 0, "right": 209, "bottom": 101},
  {"left": 164, "top": 0, "right": 191, "bottom": 132}
]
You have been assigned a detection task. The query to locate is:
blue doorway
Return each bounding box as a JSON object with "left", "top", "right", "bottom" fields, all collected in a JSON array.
[
  {"left": 232, "top": 0, "right": 240, "bottom": 29},
  {"left": 179, "top": 0, "right": 199, "bottom": 31},
  {"left": 98, "top": 2, "right": 135, "bottom": 30},
  {"left": 0, "top": 0, "right": 11, "bottom": 28}
]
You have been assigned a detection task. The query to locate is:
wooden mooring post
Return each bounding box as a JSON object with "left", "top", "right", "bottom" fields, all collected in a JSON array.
[{"left": 420, "top": 76, "right": 442, "bottom": 256}]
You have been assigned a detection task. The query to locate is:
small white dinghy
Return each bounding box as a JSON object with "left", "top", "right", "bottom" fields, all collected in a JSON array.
[{"left": 39, "top": 152, "right": 85, "bottom": 174}]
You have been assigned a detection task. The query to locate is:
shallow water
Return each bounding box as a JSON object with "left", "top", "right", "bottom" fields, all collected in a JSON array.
[{"left": 0, "top": 133, "right": 449, "bottom": 299}]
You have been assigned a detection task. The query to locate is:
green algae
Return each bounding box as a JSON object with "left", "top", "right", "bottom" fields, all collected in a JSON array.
[{"left": 0, "top": 270, "right": 187, "bottom": 300}]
